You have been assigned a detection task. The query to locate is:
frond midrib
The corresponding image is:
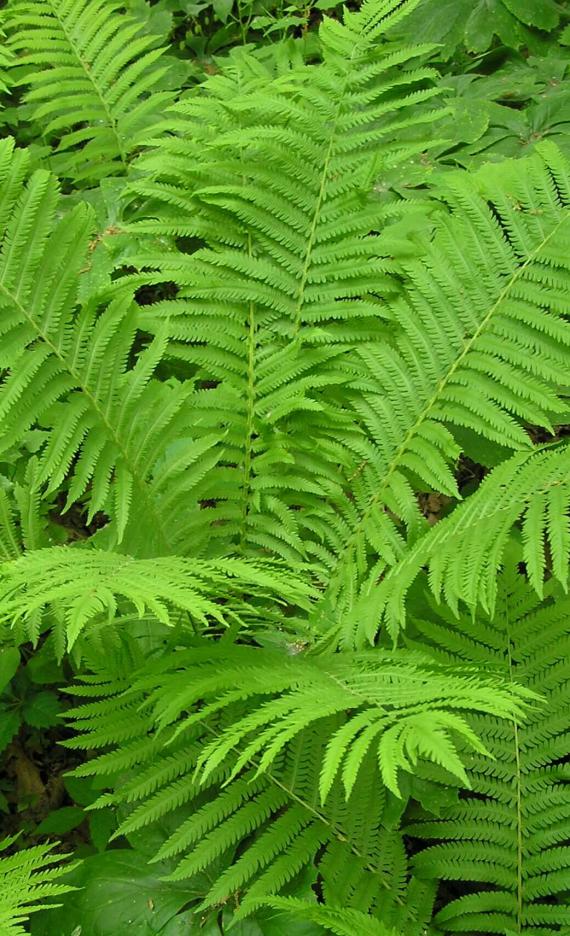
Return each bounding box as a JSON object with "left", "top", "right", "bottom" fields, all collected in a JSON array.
[
  {"left": 0, "top": 280, "right": 171, "bottom": 550},
  {"left": 324, "top": 211, "right": 570, "bottom": 599},
  {"left": 44, "top": 0, "right": 127, "bottom": 165}
]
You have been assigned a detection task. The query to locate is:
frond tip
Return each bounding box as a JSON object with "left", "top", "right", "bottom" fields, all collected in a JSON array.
[
  {"left": 0, "top": 836, "right": 77, "bottom": 936},
  {"left": 4, "top": 0, "right": 176, "bottom": 182}
]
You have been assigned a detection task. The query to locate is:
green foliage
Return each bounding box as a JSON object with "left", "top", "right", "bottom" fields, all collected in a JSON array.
[
  {"left": 406, "top": 563, "right": 570, "bottom": 934},
  {"left": 3, "top": 0, "right": 177, "bottom": 183},
  {"left": 0, "top": 0, "right": 570, "bottom": 933},
  {"left": 0, "top": 836, "right": 76, "bottom": 935},
  {"left": 0, "top": 546, "right": 314, "bottom": 653},
  {"left": 389, "top": 0, "right": 563, "bottom": 56}
]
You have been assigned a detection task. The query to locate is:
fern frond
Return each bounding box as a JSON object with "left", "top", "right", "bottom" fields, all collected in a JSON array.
[
  {"left": 0, "top": 547, "right": 315, "bottom": 651},
  {"left": 131, "top": 51, "right": 570, "bottom": 636},
  {"left": 0, "top": 138, "right": 225, "bottom": 553},
  {"left": 0, "top": 458, "right": 52, "bottom": 644},
  {"left": 0, "top": 30, "right": 14, "bottom": 94},
  {"left": 123, "top": 0, "right": 447, "bottom": 565},
  {"left": 407, "top": 565, "right": 570, "bottom": 934},
  {"left": 66, "top": 681, "right": 416, "bottom": 921},
  {"left": 317, "top": 143, "right": 570, "bottom": 643},
  {"left": 0, "top": 836, "right": 77, "bottom": 935},
  {"left": 62, "top": 637, "right": 530, "bottom": 915},
  {"left": 4, "top": 0, "right": 175, "bottom": 182},
  {"left": 246, "top": 898, "right": 398, "bottom": 936},
  {"left": 368, "top": 441, "right": 570, "bottom": 638}
]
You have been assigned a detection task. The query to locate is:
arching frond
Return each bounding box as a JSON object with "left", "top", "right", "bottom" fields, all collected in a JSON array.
[
  {"left": 4, "top": 0, "right": 175, "bottom": 182},
  {"left": 249, "top": 898, "right": 399, "bottom": 936},
  {"left": 316, "top": 142, "right": 570, "bottom": 644},
  {"left": 0, "top": 546, "right": 315, "bottom": 653},
  {"left": 62, "top": 637, "right": 529, "bottom": 917},
  {"left": 365, "top": 442, "right": 570, "bottom": 639}
]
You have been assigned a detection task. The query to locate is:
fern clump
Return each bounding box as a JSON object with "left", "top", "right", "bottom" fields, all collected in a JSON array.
[{"left": 0, "top": 0, "right": 569, "bottom": 932}]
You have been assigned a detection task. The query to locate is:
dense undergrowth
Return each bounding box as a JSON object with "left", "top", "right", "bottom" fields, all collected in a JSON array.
[{"left": 0, "top": 0, "right": 570, "bottom": 933}]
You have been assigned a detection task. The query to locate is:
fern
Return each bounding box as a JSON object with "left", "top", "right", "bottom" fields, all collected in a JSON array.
[
  {"left": 250, "top": 897, "right": 400, "bottom": 935},
  {"left": 324, "top": 142, "right": 570, "bottom": 645},
  {"left": 129, "top": 53, "right": 570, "bottom": 643},
  {"left": 3, "top": 0, "right": 176, "bottom": 182},
  {"left": 406, "top": 562, "right": 570, "bottom": 935},
  {"left": 125, "top": 0, "right": 447, "bottom": 570},
  {"left": 0, "top": 30, "right": 14, "bottom": 94},
  {"left": 0, "top": 836, "right": 76, "bottom": 935},
  {"left": 1, "top": 1, "right": 570, "bottom": 932},
  {"left": 0, "top": 137, "right": 222, "bottom": 554},
  {"left": 60, "top": 637, "right": 530, "bottom": 925},
  {"left": 0, "top": 546, "right": 315, "bottom": 652},
  {"left": 367, "top": 440, "right": 570, "bottom": 639}
]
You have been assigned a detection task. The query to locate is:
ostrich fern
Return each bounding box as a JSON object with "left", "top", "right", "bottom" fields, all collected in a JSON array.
[
  {"left": 0, "top": 837, "right": 76, "bottom": 936},
  {"left": 0, "top": 0, "right": 569, "bottom": 933},
  {"left": 3, "top": 0, "right": 176, "bottom": 183},
  {"left": 406, "top": 561, "right": 570, "bottom": 934}
]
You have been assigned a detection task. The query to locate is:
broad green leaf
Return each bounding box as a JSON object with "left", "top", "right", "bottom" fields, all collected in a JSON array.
[
  {"left": 22, "top": 691, "right": 62, "bottom": 728},
  {"left": 30, "top": 851, "right": 202, "bottom": 935},
  {"left": 0, "top": 647, "right": 19, "bottom": 692},
  {"left": 502, "top": 0, "right": 559, "bottom": 29},
  {"left": 0, "top": 706, "right": 20, "bottom": 753},
  {"left": 36, "top": 807, "right": 85, "bottom": 836}
]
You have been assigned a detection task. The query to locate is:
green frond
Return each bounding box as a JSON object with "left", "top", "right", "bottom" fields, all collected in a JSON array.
[
  {"left": 0, "top": 139, "right": 227, "bottom": 553},
  {"left": 123, "top": 1, "right": 447, "bottom": 566},
  {"left": 0, "top": 458, "right": 52, "bottom": 644},
  {"left": 367, "top": 442, "right": 570, "bottom": 638},
  {"left": 0, "top": 836, "right": 77, "bottom": 935},
  {"left": 62, "top": 638, "right": 529, "bottom": 912},
  {"left": 245, "top": 898, "right": 399, "bottom": 936},
  {"left": 0, "top": 547, "right": 315, "bottom": 652},
  {"left": 4, "top": 0, "right": 175, "bottom": 182},
  {"left": 131, "top": 54, "right": 570, "bottom": 635},
  {"left": 0, "top": 30, "right": 14, "bottom": 94},
  {"left": 318, "top": 144, "right": 570, "bottom": 642},
  {"left": 406, "top": 565, "right": 570, "bottom": 934}
]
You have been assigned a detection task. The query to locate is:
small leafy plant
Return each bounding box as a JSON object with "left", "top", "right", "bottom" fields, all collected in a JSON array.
[{"left": 0, "top": 0, "right": 569, "bottom": 933}]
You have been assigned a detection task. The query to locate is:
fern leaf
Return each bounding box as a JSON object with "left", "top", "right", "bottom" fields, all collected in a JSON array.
[
  {"left": 0, "top": 836, "right": 77, "bottom": 935},
  {"left": 369, "top": 442, "right": 570, "bottom": 637},
  {"left": 407, "top": 565, "right": 570, "bottom": 934},
  {"left": 0, "top": 547, "right": 315, "bottom": 652},
  {"left": 4, "top": 0, "right": 175, "bottom": 182},
  {"left": 124, "top": 0, "right": 447, "bottom": 566},
  {"left": 244, "top": 897, "right": 399, "bottom": 936}
]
